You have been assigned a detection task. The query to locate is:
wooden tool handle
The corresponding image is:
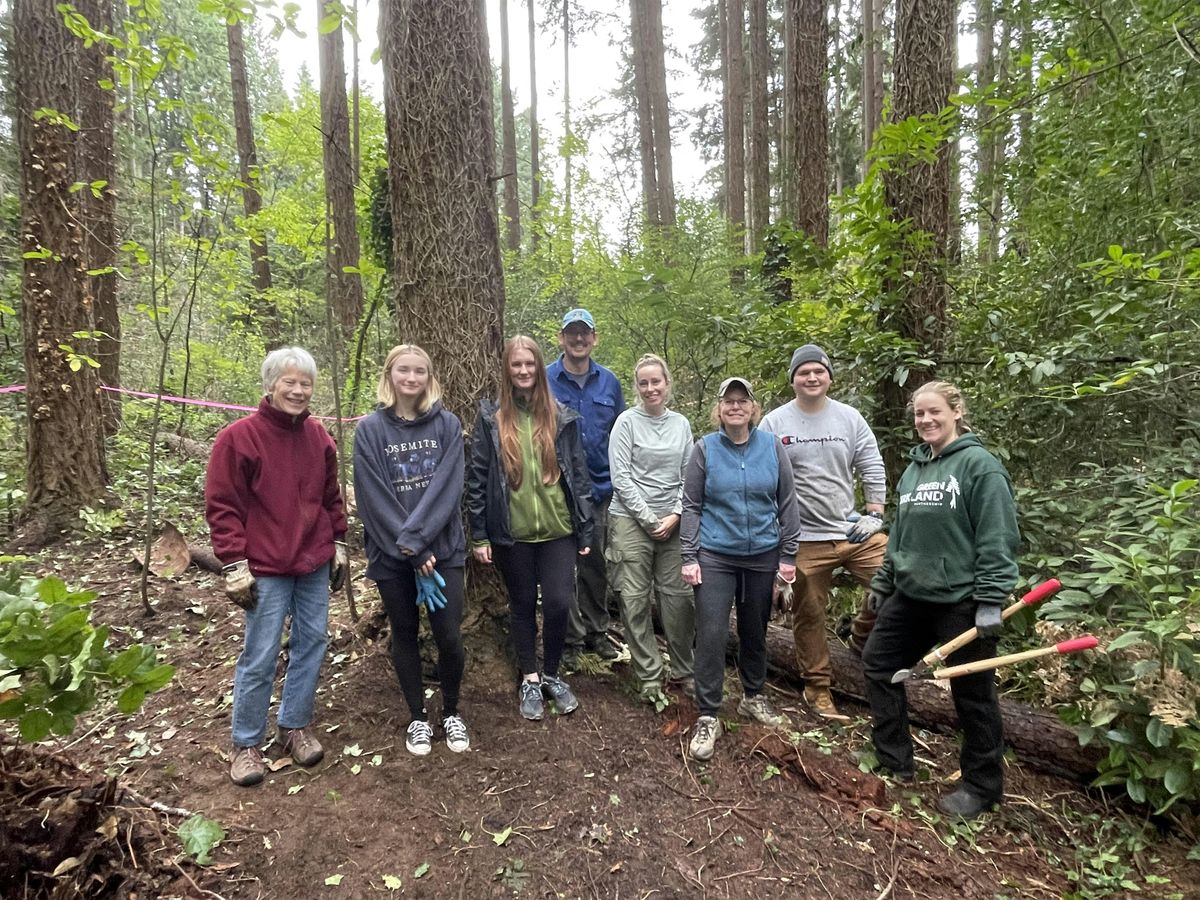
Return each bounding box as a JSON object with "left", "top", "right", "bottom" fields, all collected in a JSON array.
[
  {"left": 934, "top": 635, "right": 1100, "bottom": 679},
  {"left": 919, "top": 579, "right": 1065, "bottom": 668}
]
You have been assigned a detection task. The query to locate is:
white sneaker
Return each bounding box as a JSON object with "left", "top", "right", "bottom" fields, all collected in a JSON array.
[
  {"left": 689, "top": 715, "right": 720, "bottom": 761},
  {"left": 442, "top": 715, "right": 470, "bottom": 753},
  {"left": 405, "top": 719, "right": 433, "bottom": 756}
]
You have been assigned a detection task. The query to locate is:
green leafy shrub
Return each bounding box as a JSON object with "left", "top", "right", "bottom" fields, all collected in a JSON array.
[
  {"left": 0, "top": 566, "right": 175, "bottom": 742},
  {"left": 1024, "top": 475, "right": 1200, "bottom": 812}
]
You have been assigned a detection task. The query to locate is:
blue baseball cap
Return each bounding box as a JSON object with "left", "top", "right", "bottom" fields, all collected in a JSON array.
[{"left": 560, "top": 308, "right": 596, "bottom": 331}]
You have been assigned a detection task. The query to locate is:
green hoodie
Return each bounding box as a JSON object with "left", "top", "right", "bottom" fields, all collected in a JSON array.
[{"left": 871, "top": 433, "right": 1019, "bottom": 606}]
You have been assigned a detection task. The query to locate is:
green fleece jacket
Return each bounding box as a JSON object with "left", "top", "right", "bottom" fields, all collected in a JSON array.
[{"left": 871, "top": 433, "right": 1019, "bottom": 606}]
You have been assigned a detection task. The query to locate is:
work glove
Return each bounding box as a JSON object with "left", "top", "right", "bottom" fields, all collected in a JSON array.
[
  {"left": 223, "top": 560, "right": 257, "bottom": 611},
  {"left": 974, "top": 602, "right": 1003, "bottom": 639},
  {"left": 415, "top": 569, "right": 448, "bottom": 613},
  {"left": 866, "top": 588, "right": 890, "bottom": 614},
  {"left": 844, "top": 511, "right": 884, "bottom": 544},
  {"left": 771, "top": 574, "right": 794, "bottom": 621},
  {"left": 329, "top": 541, "right": 349, "bottom": 591}
]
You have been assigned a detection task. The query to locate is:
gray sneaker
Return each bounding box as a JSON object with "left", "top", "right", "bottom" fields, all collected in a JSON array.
[
  {"left": 737, "top": 694, "right": 788, "bottom": 728},
  {"left": 229, "top": 745, "right": 266, "bottom": 786},
  {"left": 405, "top": 719, "right": 433, "bottom": 756},
  {"left": 540, "top": 674, "right": 579, "bottom": 714},
  {"left": 519, "top": 681, "right": 545, "bottom": 721},
  {"left": 689, "top": 715, "right": 720, "bottom": 761}
]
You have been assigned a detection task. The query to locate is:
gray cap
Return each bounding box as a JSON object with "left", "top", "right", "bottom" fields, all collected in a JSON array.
[
  {"left": 788, "top": 344, "right": 833, "bottom": 380},
  {"left": 717, "top": 376, "right": 755, "bottom": 400}
]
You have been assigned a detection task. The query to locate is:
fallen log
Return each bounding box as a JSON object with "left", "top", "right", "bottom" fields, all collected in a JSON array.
[{"left": 734, "top": 620, "right": 1102, "bottom": 781}]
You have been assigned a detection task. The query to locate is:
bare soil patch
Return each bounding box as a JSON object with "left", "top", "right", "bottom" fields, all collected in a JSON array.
[{"left": 6, "top": 535, "right": 1199, "bottom": 898}]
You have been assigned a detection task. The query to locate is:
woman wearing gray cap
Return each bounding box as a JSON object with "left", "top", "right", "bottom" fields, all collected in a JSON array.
[{"left": 680, "top": 377, "right": 803, "bottom": 761}]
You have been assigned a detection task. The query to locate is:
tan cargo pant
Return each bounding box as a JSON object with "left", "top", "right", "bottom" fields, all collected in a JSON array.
[
  {"left": 792, "top": 533, "right": 887, "bottom": 688},
  {"left": 607, "top": 514, "right": 695, "bottom": 690}
]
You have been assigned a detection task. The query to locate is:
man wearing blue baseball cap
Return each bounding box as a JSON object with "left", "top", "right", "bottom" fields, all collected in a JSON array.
[{"left": 548, "top": 308, "right": 625, "bottom": 664}]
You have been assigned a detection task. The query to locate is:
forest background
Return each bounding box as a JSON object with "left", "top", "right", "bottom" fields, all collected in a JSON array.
[{"left": 1, "top": 0, "right": 1199, "bottom": 854}]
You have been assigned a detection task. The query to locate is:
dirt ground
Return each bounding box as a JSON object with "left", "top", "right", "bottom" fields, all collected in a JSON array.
[{"left": 6, "top": 537, "right": 1200, "bottom": 899}]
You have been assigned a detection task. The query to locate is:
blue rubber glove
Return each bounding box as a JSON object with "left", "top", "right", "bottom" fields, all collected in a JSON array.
[
  {"left": 416, "top": 569, "right": 448, "bottom": 612},
  {"left": 845, "top": 511, "right": 884, "bottom": 544}
]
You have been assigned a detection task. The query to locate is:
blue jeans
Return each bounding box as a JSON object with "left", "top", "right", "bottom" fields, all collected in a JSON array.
[{"left": 231, "top": 565, "right": 330, "bottom": 748}]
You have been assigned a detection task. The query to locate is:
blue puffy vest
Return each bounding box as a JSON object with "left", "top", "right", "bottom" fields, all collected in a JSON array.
[{"left": 698, "top": 428, "right": 783, "bottom": 557}]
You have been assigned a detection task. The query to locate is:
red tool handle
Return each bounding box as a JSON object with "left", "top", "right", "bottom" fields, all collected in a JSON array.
[
  {"left": 1056, "top": 635, "right": 1099, "bottom": 654},
  {"left": 1021, "top": 578, "right": 1062, "bottom": 605}
]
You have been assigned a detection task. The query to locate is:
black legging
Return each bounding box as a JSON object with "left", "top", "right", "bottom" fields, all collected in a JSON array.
[
  {"left": 377, "top": 566, "right": 465, "bottom": 722},
  {"left": 493, "top": 536, "right": 577, "bottom": 677}
]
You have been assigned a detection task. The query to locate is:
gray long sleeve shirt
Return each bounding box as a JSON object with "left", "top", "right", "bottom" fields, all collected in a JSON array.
[
  {"left": 760, "top": 397, "right": 886, "bottom": 542},
  {"left": 608, "top": 406, "right": 694, "bottom": 529}
]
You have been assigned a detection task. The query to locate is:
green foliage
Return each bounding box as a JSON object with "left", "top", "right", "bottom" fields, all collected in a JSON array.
[
  {"left": 1031, "top": 478, "right": 1200, "bottom": 813},
  {"left": 177, "top": 813, "right": 225, "bottom": 865},
  {"left": 0, "top": 568, "right": 175, "bottom": 742}
]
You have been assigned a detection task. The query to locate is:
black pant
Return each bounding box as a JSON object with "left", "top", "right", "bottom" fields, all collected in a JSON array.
[
  {"left": 494, "top": 536, "right": 577, "bottom": 677},
  {"left": 693, "top": 550, "right": 775, "bottom": 717},
  {"left": 377, "top": 567, "right": 465, "bottom": 722},
  {"left": 862, "top": 593, "right": 1004, "bottom": 802}
]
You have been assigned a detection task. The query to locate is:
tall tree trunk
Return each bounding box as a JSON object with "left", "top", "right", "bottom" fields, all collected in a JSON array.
[
  {"left": 379, "top": 0, "right": 505, "bottom": 425},
  {"left": 646, "top": 0, "right": 676, "bottom": 227},
  {"left": 975, "top": 0, "right": 996, "bottom": 261},
  {"left": 500, "top": 0, "right": 523, "bottom": 252},
  {"left": 14, "top": 0, "right": 109, "bottom": 541},
  {"left": 786, "top": 0, "right": 829, "bottom": 245},
  {"left": 380, "top": 0, "right": 509, "bottom": 660},
  {"left": 352, "top": 0, "right": 361, "bottom": 181},
  {"left": 830, "top": 0, "right": 845, "bottom": 195},
  {"left": 527, "top": 0, "right": 541, "bottom": 246},
  {"left": 862, "top": 0, "right": 876, "bottom": 165},
  {"left": 318, "top": 0, "right": 365, "bottom": 336},
  {"left": 631, "top": 0, "right": 661, "bottom": 225},
  {"left": 747, "top": 0, "right": 770, "bottom": 250},
  {"left": 78, "top": 0, "right": 121, "bottom": 434},
  {"left": 725, "top": 0, "right": 747, "bottom": 239},
  {"left": 562, "top": 0, "right": 573, "bottom": 257},
  {"left": 227, "top": 17, "right": 280, "bottom": 348},
  {"left": 876, "top": 0, "right": 956, "bottom": 479},
  {"left": 632, "top": 0, "right": 676, "bottom": 229},
  {"left": 781, "top": 0, "right": 793, "bottom": 221}
]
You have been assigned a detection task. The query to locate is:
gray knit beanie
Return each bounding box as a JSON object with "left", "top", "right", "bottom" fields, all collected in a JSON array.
[{"left": 788, "top": 344, "right": 833, "bottom": 380}]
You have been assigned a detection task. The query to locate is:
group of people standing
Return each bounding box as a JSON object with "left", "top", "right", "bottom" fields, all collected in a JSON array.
[{"left": 205, "top": 310, "right": 1019, "bottom": 821}]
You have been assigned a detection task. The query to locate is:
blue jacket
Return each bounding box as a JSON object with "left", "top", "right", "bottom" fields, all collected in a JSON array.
[
  {"left": 352, "top": 401, "right": 466, "bottom": 579},
  {"left": 680, "top": 428, "right": 802, "bottom": 563},
  {"left": 547, "top": 355, "right": 625, "bottom": 501}
]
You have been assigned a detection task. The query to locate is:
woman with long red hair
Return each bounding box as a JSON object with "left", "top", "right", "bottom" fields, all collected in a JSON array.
[{"left": 467, "top": 336, "right": 595, "bottom": 721}]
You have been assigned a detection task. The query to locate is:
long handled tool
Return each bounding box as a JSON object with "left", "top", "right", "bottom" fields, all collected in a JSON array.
[
  {"left": 931, "top": 635, "right": 1100, "bottom": 680},
  {"left": 889, "top": 578, "right": 1063, "bottom": 684}
]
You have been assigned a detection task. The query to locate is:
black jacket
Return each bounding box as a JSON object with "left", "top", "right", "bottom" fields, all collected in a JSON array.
[{"left": 467, "top": 398, "right": 595, "bottom": 550}]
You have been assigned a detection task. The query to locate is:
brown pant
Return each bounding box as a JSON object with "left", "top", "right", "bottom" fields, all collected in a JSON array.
[{"left": 792, "top": 534, "right": 887, "bottom": 687}]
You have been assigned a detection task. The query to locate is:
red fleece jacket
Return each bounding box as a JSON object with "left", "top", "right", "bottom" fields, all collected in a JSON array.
[{"left": 205, "top": 398, "right": 347, "bottom": 576}]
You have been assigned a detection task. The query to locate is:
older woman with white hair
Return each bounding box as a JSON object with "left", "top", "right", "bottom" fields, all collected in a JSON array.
[{"left": 205, "top": 347, "right": 348, "bottom": 787}]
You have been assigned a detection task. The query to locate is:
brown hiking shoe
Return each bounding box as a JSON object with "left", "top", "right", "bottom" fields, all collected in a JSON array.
[
  {"left": 804, "top": 686, "right": 849, "bottom": 721},
  {"left": 229, "top": 746, "right": 266, "bottom": 786},
  {"left": 277, "top": 727, "right": 324, "bottom": 767}
]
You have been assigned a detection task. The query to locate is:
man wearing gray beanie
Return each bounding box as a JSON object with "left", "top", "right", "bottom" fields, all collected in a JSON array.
[{"left": 761, "top": 344, "right": 887, "bottom": 719}]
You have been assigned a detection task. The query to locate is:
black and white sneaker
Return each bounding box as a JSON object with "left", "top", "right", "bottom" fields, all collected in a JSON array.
[
  {"left": 443, "top": 715, "right": 470, "bottom": 753},
  {"left": 405, "top": 719, "right": 433, "bottom": 756},
  {"left": 541, "top": 674, "right": 579, "bottom": 714}
]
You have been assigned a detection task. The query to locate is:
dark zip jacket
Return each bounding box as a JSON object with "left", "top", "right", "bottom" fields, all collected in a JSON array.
[
  {"left": 352, "top": 400, "right": 466, "bottom": 579},
  {"left": 871, "top": 433, "right": 1019, "bottom": 606},
  {"left": 466, "top": 398, "right": 595, "bottom": 550}
]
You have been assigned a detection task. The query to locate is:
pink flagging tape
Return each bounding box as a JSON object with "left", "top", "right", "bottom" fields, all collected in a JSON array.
[{"left": 1, "top": 383, "right": 366, "bottom": 422}]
